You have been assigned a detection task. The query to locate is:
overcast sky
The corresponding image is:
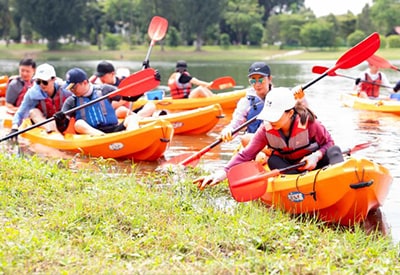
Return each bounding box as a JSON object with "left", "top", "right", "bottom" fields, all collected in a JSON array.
[{"left": 304, "top": 0, "right": 373, "bottom": 17}]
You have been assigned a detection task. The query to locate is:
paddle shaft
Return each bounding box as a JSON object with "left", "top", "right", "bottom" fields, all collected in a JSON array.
[
  {"left": 0, "top": 72, "right": 156, "bottom": 142},
  {"left": 179, "top": 116, "right": 257, "bottom": 166},
  {"left": 312, "top": 65, "right": 393, "bottom": 89}
]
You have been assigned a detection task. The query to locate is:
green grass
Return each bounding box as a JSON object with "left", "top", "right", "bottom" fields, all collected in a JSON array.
[
  {"left": 0, "top": 154, "right": 399, "bottom": 273},
  {"left": 1, "top": 42, "right": 400, "bottom": 62}
]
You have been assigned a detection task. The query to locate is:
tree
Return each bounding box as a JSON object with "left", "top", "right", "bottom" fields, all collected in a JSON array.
[
  {"left": 356, "top": 4, "right": 374, "bottom": 36},
  {"left": 300, "top": 20, "right": 335, "bottom": 48},
  {"left": 176, "top": 0, "right": 226, "bottom": 51},
  {"left": 14, "top": 0, "right": 89, "bottom": 50},
  {"left": 0, "top": 0, "right": 11, "bottom": 44},
  {"left": 224, "top": 0, "right": 263, "bottom": 45},
  {"left": 258, "top": 0, "right": 305, "bottom": 21},
  {"left": 370, "top": 0, "right": 400, "bottom": 36}
]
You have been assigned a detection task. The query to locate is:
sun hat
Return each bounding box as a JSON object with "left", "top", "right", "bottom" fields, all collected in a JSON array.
[
  {"left": 33, "top": 63, "right": 56, "bottom": 80},
  {"left": 95, "top": 61, "right": 115, "bottom": 77},
  {"left": 257, "top": 87, "right": 296, "bottom": 122},
  {"left": 65, "top": 68, "right": 88, "bottom": 90},
  {"left": 248, "top": 62, "right": 271, "bottom": 77}
]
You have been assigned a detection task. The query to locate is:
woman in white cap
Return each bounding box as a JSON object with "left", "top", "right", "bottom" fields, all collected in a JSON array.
[
  {"left": 194, "top": 87, "right": 343, "bottom": 190},
  {"left": 10, "top": 63, "right": 72, "bottom": 134}
]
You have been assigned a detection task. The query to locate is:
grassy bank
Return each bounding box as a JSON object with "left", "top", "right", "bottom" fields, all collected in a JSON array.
[
  {"left": 1, "top": 43, "right": 400, "bottom": 62},
  {"left": 0, "top": 154, "right": 399, "bottom": 273}
]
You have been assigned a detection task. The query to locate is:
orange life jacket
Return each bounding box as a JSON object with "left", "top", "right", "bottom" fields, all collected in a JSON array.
[
  {"left": 168, "top": 72, "right": 191, "bottom": 99},
  {"left": 265, "top": 115, "right": 319, "bottom": 161}
]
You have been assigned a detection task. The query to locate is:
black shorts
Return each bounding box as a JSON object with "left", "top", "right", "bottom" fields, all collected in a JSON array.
[{"left": 98, "top": 122, "right": 126, "bottom": 133}]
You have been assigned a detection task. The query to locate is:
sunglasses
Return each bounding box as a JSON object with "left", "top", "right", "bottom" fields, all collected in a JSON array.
[
  {"left": 36, "top": 79, "right": 49, "bottom": 86},
  {"left": 249, "top": 78, "right": 265, "bottom": 85}
]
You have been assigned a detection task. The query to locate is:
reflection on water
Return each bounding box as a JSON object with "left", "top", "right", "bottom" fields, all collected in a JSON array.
[{"left": 1, "top": 60, "right": 399, "bottom": 243}]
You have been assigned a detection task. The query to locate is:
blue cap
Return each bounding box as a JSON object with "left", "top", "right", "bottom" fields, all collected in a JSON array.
[{"left": 65, "top": 68, "right": 88, "bottom": 90}]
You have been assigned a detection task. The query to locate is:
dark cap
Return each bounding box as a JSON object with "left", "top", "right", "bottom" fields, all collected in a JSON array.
[
  {"left": 95, "top": 61, "right": 115, "bottom": 77},
  {"left": 176, "top": 60, "right": 187, "bottom": 69},
  {"left": 65, "top": 68, "right": 88, "bottom": 90},
  {"left": 248, "top": 62, "right": 271, "bottom": 77}
]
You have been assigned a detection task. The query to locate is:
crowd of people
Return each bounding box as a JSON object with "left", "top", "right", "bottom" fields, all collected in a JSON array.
[{"left": 2, "top": 57, "right": 399, "bottom": 187}]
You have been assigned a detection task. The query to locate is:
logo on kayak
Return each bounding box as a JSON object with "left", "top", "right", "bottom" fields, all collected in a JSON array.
[
  {"left": 287, "top": 191, "right": 304, "bottom": 202},
  {"left": 172, "top": 122, "right": 184, "bottom": 129},
  {"left": 109, "top": 142, "right": 124, "bottom": 151}
]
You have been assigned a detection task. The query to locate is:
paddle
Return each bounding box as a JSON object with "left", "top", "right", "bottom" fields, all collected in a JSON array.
[
  {"left": 301, "top": 32, "right": 380, "bottom": 90},
  {"left": 228, "top": 142, "right": 373, "bottom": 202},
  {"left": 142, "top": 16, "right": 168, "bottom": 70},
  {"left": 164, "top": 116, "right": 258, "bottom": 167},
  {"left": 209, "top": 76, "right": 236, "bottom": 90},
  {"left": 125, "top": 16, "right": 168, "bottom": 113},
  {"left": 0, "top": 68, "right": 160, "bottom": 142},
  {"left": 163, "top": 32, "right": 380, "bottom": 169},
  {"left": 312, "top": 65, "right": 394, "bottom": 89},
  {"left": 367, "top": 54, "right": 400, "bottom": 72}
]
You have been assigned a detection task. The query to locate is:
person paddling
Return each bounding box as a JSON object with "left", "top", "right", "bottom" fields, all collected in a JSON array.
[
  {"left": 194, "top": 87, "right": 343, "bottom": 190},
  {"left": 168, "top": 60, "right": 214, "bottom": 99}
]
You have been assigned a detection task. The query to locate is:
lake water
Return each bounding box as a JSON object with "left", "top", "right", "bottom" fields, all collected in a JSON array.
[{"left": 1, "top": 58, "right": 399, "bottom": 243}]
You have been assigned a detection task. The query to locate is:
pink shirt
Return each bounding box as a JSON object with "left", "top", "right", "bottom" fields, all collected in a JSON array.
[{"left": 224, "top": 118, "right": 334, "bottom": 172}]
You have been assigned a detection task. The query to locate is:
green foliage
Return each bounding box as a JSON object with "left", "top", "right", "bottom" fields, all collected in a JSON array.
[
  {"left": 300, "top": 20, "right": 336, "bottom": 48},
  {"left": 370, "top": 0, "right": 400, "bottom": 35},
  {"left": 248, "top": 23, "right": 264, "bottom": 46},
  {"left": 386, "top": 34, "right": 400, "bottom": 48},
  {"left": 224, "top": 0, "right": 263, "bottom": 45},
  {"left": 166, "top": 26, "right": 181, "bottom": 47},
  {"left": 104, "top": 33, "right": 122, "bottom": 50},
  {"left": 219, "top": 33, "right": 231, "bottom": 49},
  {"left": 14, "top": 0, "right": 87, "bottom": 49},
  {"left": 347, "top": 30, "right": 366, "bottom": 47}
]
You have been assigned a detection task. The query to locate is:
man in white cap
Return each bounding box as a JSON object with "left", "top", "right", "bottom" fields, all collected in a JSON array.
[
  {"left": 194, "top": 87, "right": 342, "bottom": 190},
  {"left": 10, "top": 63, "right": 72, "bottom": 134}
]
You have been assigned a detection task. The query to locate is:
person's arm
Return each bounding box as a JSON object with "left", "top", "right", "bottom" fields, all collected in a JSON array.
[
  {"left": 308, "top": 119, "right": 334, "bottom": 156},
  {"left": 224, "top": 125, "right": 269, "bottom": 173},
  {"left": 5, "top": 80, "right": 22, "bottom": 113},
  {"left": 11, "top": 91, "right": 39, "bottom": 128},
  {"left": 380, "top": 72, "right": 392, "bottom": 90},
  {"left": 221, "top": 96, "right": 249, "bottom": 137},
  {"left": 190, "top": 77, "right": 212, "bottom": 87}
]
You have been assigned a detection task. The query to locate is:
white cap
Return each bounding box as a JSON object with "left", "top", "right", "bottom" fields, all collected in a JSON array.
[
  {"left": 33, "top": 63, "right": 56, "bottom": 80},
  {"left": 257, "top": 87, "right": 296, "bottom": 122}
]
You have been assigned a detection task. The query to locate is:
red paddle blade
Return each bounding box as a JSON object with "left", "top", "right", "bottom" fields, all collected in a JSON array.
[
  {"left": 367, "top": 54, "right": 399, "bottom": 71},
  {"left": 312, "top": 66, "right": 337, "bottom": 76},
  {"left": 116, "top": 68, "right": 160, "bottom": 97},
  {"left": 228, "top": 161, "right": 270, "bottom": 202},
  {"left": 148, "top": 16, "right": 168, "bottom": 41},
  {"left": 210, "top": 76, "right": 236, "bottom": 90},
  {"left": 333, "top": 32, "right": 380, "bottom": 71}
]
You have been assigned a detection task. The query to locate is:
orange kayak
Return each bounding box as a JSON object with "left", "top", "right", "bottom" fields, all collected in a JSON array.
[
  {"left": 20, "top": 119, "right": 174, "bottom": 161},
  {"left": 0, "top": 75, "right": 9, "bottom": 97},
  {"left": 139, "top": 104, "right": 223, "bottom": 135},
  {"left": 260, "top": 157, "right": 392, "bottom": 226},
  {"left": 131, "top": 89, "right": 246, "bottom": 113},
  {"left": 1, "top": 104, "right": 223, "bottom": 136}
]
